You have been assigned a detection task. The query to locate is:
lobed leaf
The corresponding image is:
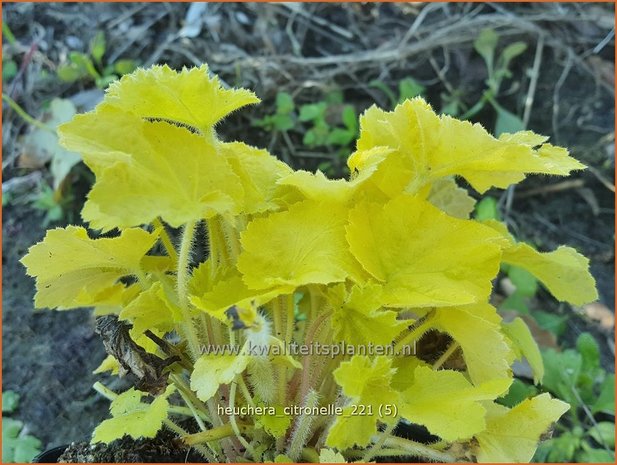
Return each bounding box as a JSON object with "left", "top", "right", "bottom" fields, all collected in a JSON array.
[
  {"left": 92, "top": 385, "right": 174, "bottom": 444},
  {"left": 238, "top": 200, "right": 364, "bottom": 291},
  {"left": 20, "top": 226, "right": 156, "bottom": 310},
  {"left": 329, "top": 284, "right": 407, "bottom": 346},
  {"left": 399, "top": 366, "right": 511, "bottom": 441},
  {"left": 501, "top": 317, "right": 544, "bottom": 384},
  {"left": 327, "top": 356, "right": 400, "bottom": 449},
  {"left": 474, "top": 393, "right": 569, "bottom": 462},
  {"left": 346, "top": 195, "right": 504, "bottom": 308},
  {"left": 60, "top": 107, "right": 243, "bottom": 230},
  {"left": 190, "top": 262, "right": 287, "bottom": 323},
  {"left": 432, "top": 304, "right": 513, "bottom": 384},
  {"left": 191, "top": 354, "right": 249, "bottom": 402},
  {"left": 354, "top": 98, "right": 585, "bottom": 194},
  {"left": 221, "top": 142, "right": 293, "bottom": 214},
  {"left": 119, "top": 282, "right": 182, "bottom": 335},
  {"left": 427, "top": 176, "right": 476, "bottom": 219},
  {"left": 485, "top": 220, "right": 598, "bottom": 305},
  {"left": 103, "top": 64, "right": 260, "bottom": 134}
]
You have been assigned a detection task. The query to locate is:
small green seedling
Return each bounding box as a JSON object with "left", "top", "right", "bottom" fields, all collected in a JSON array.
[
  {"left": 455, "top": 28, "right": 528, "bottom": 135},
  {"left": 369, "top": 77, "right": 426, "bottom": 109},
  {"left": 57, "top": 31, "right": 137, "bottom": 89},
  {"left": 253, "top": 92, "right": 295, "bottom": 132},
  {"left": 2, "top": 391, "right": 42, "bottom": 463}
]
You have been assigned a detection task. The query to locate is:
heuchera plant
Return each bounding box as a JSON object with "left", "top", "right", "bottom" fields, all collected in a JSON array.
[{"left": 21, "top": 65, "right": 598, "bottom": 463}]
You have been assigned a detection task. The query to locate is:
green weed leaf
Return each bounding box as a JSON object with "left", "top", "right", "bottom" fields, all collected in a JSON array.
[
  {"left": 89, "top": 31, "right": 106, "bottom": 65},
  {"left": 2, "top": 391, "right": 20, "bottom": 414}
]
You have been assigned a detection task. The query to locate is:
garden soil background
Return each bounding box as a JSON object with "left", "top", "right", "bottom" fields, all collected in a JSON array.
[{"left": 2, "top": 2, "right": 615, "bottom": 453}]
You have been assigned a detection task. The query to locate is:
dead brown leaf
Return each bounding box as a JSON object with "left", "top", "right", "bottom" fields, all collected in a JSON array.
[{"left": 95, "top": 315, "right": 179, "bottom": 395}]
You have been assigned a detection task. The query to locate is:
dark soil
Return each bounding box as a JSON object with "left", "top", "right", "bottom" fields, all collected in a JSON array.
[
  {"left": 57, "top": 429, "right": 202, "bottom": 463},
  {"left": 2, "top": 2, "right": 614, "bottom": 459},
  {"left": 2, "top": 204, "right": 110, "bottom": 447}
]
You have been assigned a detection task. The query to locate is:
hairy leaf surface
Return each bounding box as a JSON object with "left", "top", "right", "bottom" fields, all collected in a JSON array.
[{"left": 104, "top": 64, "right": 259, "bottom": 133}]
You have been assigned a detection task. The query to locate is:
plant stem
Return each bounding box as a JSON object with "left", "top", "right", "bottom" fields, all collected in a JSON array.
[
  {"left": 287, "top": 389, "right": 319, "bottom": 461},
  {"left": 238, "top": 375, "right": 256, "bottom": 408},
  {"left": 177, "top": 221, "right": 200, "bottom": 360},
  {"left": 182, "top": 423, "right": 251, "bottom": 446},
  {"left": 229, "top": 378, "right": 256, "bottom": 459},
  {"left": 362, "top": 421, "right": 397, "bottom": 462},
  {"left": 92, "top": 381, "right": 118, "bottom": 400},
  {"left": 176, "top": 385, "right": 208, "bottom": 432},
  {"left": 432, "top": 341, "right": 460, "bottom": 370},
  {"left": 207, "top": 217, "right": 228, "bottom": 268},
  {"left": 393, "top": 311, "right": 435, "bottom": 354},
  {"left": 221, "top": 216, "right": 240, "bottom": 261},
  {"left": 152, "top": 217, "right": 178, "bottom": 266},
  {"left": 285, "top": 293, "right": 295, "bottom": 344},
  {"left": 2, "top": 93, "right": 54, "bottom": 132},
  {"left": 271, "top": 298, "right": 284, "bottom": 340},
  {"left": 177, "top": 221, "right": 196, "bottom": 309},
  {"left": 170, "top": 374, "right": 210, "bottom": 419},
  {"left": 164, "top": 419, "right": 218, "bottom": 462},
  {"left": 380, "top": 435, "right": 456, "bottom": 462}
]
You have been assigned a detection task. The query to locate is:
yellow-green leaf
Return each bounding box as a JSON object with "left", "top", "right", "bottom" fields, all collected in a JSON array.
[
  {"left": 475, "top": 393, "right": 569, "bottom": 462},
  {"left": 20, "top": 226, "right": 156, "bottom": 310},
  {"left": 190, "top": 263, "right": 284, "bottom": 323},
  {"left": 277, "top": 169, "right": 357, "bottom": 205},
  {"left": 59, "top": 107, "right": 243, "bottom": 230},
  {"left": 190, "top": 354, "right": 249, "bottom": 402},
  {"left": 485, "top": 220, "right": 598, "bottom": 305},
  {"left": 92, "top": 385, "right": 174, "bottom": 444},
  {"left": 329, "top": 284, "right": 407, "bottom": 345},
  {"left": 319, "top": 448, "right": 346, "bottom": 463},
  {"left": 238, "top": 200, "right": 363, "bottom": 291},
  {"left": 326, "top": 410, "right": 376, "bottom": 451},
  {"left": 104, "top": 64, "right": 259, "bottom": 134},
  {"left": 326, "top": 356, "right": 400, "bottom": 449},
  {"left": 501, "top": 317, "right": 544, "bottom": 384},
  {"left": 255, "top": 404, "right": 292, "bottom": 437},
  {"left": 355, "top": 98, "right": 585, "bottom": 194},
  {"left": 276, "top": 148, "right": 392, "bottom": 207},
  {"left": 93, "top": 355, "right": 120, "bottom": 375},
  {"left": 400, "top": 366, "right": 511, "bottom": 441},
  {"left": 119, "top": 282, "right": 181, "bottom": 335},
  {"left": 432, "top": 304, "right": 513, "bottom": 384},
  {"left": 221, "top": 142, "right": 293, "bottom": 214},
  {"left": 346, "top": 195, "right": 504, "bottom": 308},
  {"left": 391, "top": 356, "right": 429, "bottom": 392},
  {"left": 427, "top": 177, "right": 476, "bottom": 219}
]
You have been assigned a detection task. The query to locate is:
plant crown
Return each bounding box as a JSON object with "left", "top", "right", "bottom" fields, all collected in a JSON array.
[{"left": 21, "top": 65, "right": 598, "bottom": 463}]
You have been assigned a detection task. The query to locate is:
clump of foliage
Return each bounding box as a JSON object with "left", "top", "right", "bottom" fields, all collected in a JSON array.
[
  {"left": 21, "top": 65, "right": 598, "bottom": 462},
  {"left": 2, "top": 391, "right": 42, "bottom": 463},
  {"left": 537, "top": 334, "right": 615, "bottom": 462}
]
